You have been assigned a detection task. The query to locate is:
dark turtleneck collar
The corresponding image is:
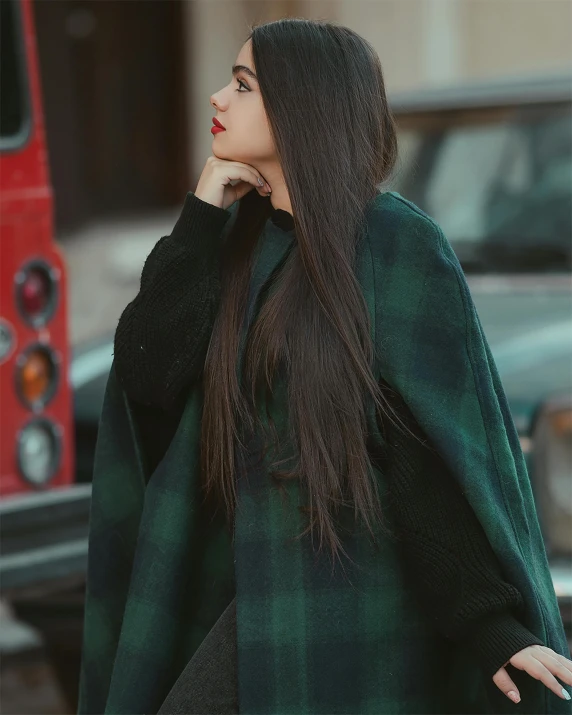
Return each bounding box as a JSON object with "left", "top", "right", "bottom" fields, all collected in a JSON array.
[{"left": 270, "top": 207, "right": 295, "bottom": 232}]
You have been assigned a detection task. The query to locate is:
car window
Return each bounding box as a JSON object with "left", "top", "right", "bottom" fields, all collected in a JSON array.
[
  {"left": 0, "top": 0, "right": 31, "bottom": 150},
  {"left": 391, "top": 102, "right": 572, "bottom": 273}
]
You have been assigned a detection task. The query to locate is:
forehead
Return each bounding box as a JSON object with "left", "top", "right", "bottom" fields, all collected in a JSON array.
[{"left": 235, "top": 39, "right": 253, "bottom": 66}]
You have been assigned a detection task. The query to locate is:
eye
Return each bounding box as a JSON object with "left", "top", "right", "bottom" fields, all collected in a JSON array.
[{"left": 235, "top": 78, "right": 249, "bottom": 93}]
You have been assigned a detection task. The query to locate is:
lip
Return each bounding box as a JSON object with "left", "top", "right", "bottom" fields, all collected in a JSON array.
[{"left": 212, "top": 117, "right": 226, "bottom": 129}]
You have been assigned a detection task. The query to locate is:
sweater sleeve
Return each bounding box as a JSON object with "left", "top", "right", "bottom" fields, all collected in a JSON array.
[
  {"left": 377, "top": 379, "right": 545, "bottom": 681},
  {"left": 113, "top": 192, "right": 236, "bottom": 411}
]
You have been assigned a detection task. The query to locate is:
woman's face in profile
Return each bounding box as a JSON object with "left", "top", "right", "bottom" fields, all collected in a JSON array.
[{"left": 210, "top": 39, "right": 276, "bottom": 167}]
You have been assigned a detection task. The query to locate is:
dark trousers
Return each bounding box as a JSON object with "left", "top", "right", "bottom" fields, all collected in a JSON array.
[{"left": 157, "top": 597, "right": 239, "bottom": 715}]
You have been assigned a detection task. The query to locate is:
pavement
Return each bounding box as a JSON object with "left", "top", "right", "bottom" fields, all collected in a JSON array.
[
  {"left": 58, "top": 204, "right": 183, "bottom": 347},
  {"left": 0, "top": 599, "right": 70, "bottom": 714}
]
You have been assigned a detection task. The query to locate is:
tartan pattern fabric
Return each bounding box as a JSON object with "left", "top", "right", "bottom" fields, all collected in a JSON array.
[
  {"left": 77, "top": 372, "right": 236, "bottom": 715},
  {"left": 78, "top": 190, "right": 570, "bottom": 715}
]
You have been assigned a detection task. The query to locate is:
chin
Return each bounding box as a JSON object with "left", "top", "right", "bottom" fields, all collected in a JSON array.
[
  {"left": 212, "top": 143, "right": 237, "bottom": 162},
  {"left": 212, "top": 139, "right": 262, "bottom": 168}
]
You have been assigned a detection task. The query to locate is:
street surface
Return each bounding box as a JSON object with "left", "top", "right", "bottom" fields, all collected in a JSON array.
[{"left": 61, "top": 204, "right": 182, "bottom": 345}]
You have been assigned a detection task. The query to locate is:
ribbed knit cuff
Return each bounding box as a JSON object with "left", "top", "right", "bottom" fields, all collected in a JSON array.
[
  {"left": 465, "top": 610, "right": 545, "bottom": 681},
  {"left": 170, "top": 191, "right": 233, "bottom": 265}
]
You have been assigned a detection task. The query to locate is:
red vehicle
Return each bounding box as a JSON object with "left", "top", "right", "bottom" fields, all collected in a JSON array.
[{"left": 0, "top": 0, "right": 90, "bottom": 596}]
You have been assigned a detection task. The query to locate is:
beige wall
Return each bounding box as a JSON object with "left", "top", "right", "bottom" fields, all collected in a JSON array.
[
  {"left": 184, "top": 0, "right": 572, "bottom": 183},
  {"left": 337, "top": 0, "right": 572, "bottom": 89},
  {"left": 461, "top": 0, "right": 572, "bottom": 80}
]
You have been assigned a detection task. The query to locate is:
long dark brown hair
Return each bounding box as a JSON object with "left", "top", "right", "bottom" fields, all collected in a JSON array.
[{"left": 201, "top": 17, "right": 424, "bottom": 571}]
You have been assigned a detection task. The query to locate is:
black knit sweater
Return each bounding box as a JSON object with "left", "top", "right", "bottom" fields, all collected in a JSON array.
[{"left": 113, "top": 191, "right": 544, "bottom": 682}]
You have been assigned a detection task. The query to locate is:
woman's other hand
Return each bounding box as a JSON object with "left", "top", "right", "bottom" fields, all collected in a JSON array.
[{"left": 492, "top": 644, "right": 572, "bottom": 704}]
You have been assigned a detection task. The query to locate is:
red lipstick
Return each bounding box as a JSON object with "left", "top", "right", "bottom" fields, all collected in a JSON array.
[{"left": 212, "top": 117, "right": 226, "bottom": 134}]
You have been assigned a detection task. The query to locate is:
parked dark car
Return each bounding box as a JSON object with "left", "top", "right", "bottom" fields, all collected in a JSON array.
[
  {"left": 71, "top": 72, "right": 572, "bottom": 635},
  {"left": 387, "top": 71, "right": 572, "bottom": 623}
]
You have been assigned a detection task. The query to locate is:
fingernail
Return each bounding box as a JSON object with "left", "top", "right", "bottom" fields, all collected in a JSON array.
[
  {"left": 265, "top": 183, "right": 271, "bottom": 192},
  {"left": 508, "top": 690, "right": 520, "bottom": 703},
  {"left": 562, "top": 688, "right": 571, "bottom": 700}
]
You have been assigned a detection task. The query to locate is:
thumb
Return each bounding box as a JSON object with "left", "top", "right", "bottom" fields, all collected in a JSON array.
[{"left": 492, "top": 666, "right": 521, "bottom": 704}]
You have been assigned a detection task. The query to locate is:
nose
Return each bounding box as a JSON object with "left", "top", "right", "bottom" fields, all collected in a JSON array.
[
  {"left": 210, "top": 83, "right": 231, "bottom": 112},
  {"left": 210, "top": 92, "right": 225, "bottom": 112}
]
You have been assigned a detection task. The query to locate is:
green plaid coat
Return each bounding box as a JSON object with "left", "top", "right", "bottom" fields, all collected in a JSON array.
[{"left": 78, "top": 191, "right": 570, "bottom": 715}]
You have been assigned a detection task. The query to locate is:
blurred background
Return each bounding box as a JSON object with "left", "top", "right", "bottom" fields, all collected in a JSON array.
[{"left": 1, "top": 1, "right": 571, "bottom": 713}]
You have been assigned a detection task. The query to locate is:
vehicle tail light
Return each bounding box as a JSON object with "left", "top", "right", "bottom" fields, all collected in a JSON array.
[
  {"left": 17, "top": 419, "right": 62, "bottom": 486},
  {"left": 16, "top": 345, "right": 59, "bottom": 408},
  {"left": 15, "top": 261, "right": 58, "bottom": 327}
]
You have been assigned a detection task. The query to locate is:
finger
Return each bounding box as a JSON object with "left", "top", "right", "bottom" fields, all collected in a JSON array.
[
  {"left": 248, "top": 170, "right": 271, "bottom": 194},
  {"left": 538, "top": 647, "right": 572, "bottom": 675},
  {"left": 227, "top": 176, "right": 268, "bottom": 202},
  {"left": 227, "top": 160, "right": 271, "bottom": 184},
  {"left": 235, "top": 173, "right": 270, "bottom": 199},
  {"left": 525, "top": 655, "right": 572, "bottom": 701},
  {"left": 492, "top": 666, "right": 521, "bottom": 703},
  {"left": 533, "top": 648, "right": 572, "bottom": 689},
  {"left": 226, "top": 164, "right": 271, "bottom": 194},
  {"left": 208, "top": 155, "right": 267, "bottom": 189},
  {"left": 229, "top": 180, "right": 261, "bottom": 202}
]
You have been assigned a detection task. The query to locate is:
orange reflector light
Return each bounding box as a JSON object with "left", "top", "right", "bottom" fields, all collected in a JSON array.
[{"left": 18, "top": 348, "right": 55, "bottom": 406}]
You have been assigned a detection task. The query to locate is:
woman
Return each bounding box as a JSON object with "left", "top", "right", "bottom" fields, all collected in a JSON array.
[{"left": 77, "top": 18, "right": 572, "bottom": 715}]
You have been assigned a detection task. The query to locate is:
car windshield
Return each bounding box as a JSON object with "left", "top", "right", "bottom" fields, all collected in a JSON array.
[{"left": 390, "top": 101, "right": 572, "bottom": 273}]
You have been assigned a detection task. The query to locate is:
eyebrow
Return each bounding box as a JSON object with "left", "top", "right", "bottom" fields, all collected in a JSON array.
[{"left": 232, "top": 64, "right": 258, "bottom": 82}]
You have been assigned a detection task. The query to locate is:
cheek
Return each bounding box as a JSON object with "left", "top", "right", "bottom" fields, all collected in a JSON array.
[
  {"left": 250, "top": 109, "right": 275, "bottom": 153},
  {"left": 253, "top": 123, "right": 274, "bottom": 153},
  {"left": 228, "top": 109, "right": 275, "bottom": 158}
]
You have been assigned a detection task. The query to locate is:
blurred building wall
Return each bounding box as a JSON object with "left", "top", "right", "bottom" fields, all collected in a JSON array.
[
  {"left": 461, "top": 0, "right": 572, "bottom": 80},
  {"left": 35, "top": 0, "right": 571, "bottom": 228},
  {"left": 35, "top": 0, "right": 189, "bottom": 233},
  {"left": 337, "top": 0, "right": 572, "bottom": 90},
  {"left": 185, "top": 0, "right": 572, "bottom": 185}
]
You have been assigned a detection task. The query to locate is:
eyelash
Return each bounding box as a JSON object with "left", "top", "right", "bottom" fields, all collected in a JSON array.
[{"left": 235, "top": 79, "right": 249, "bottom": 92}]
